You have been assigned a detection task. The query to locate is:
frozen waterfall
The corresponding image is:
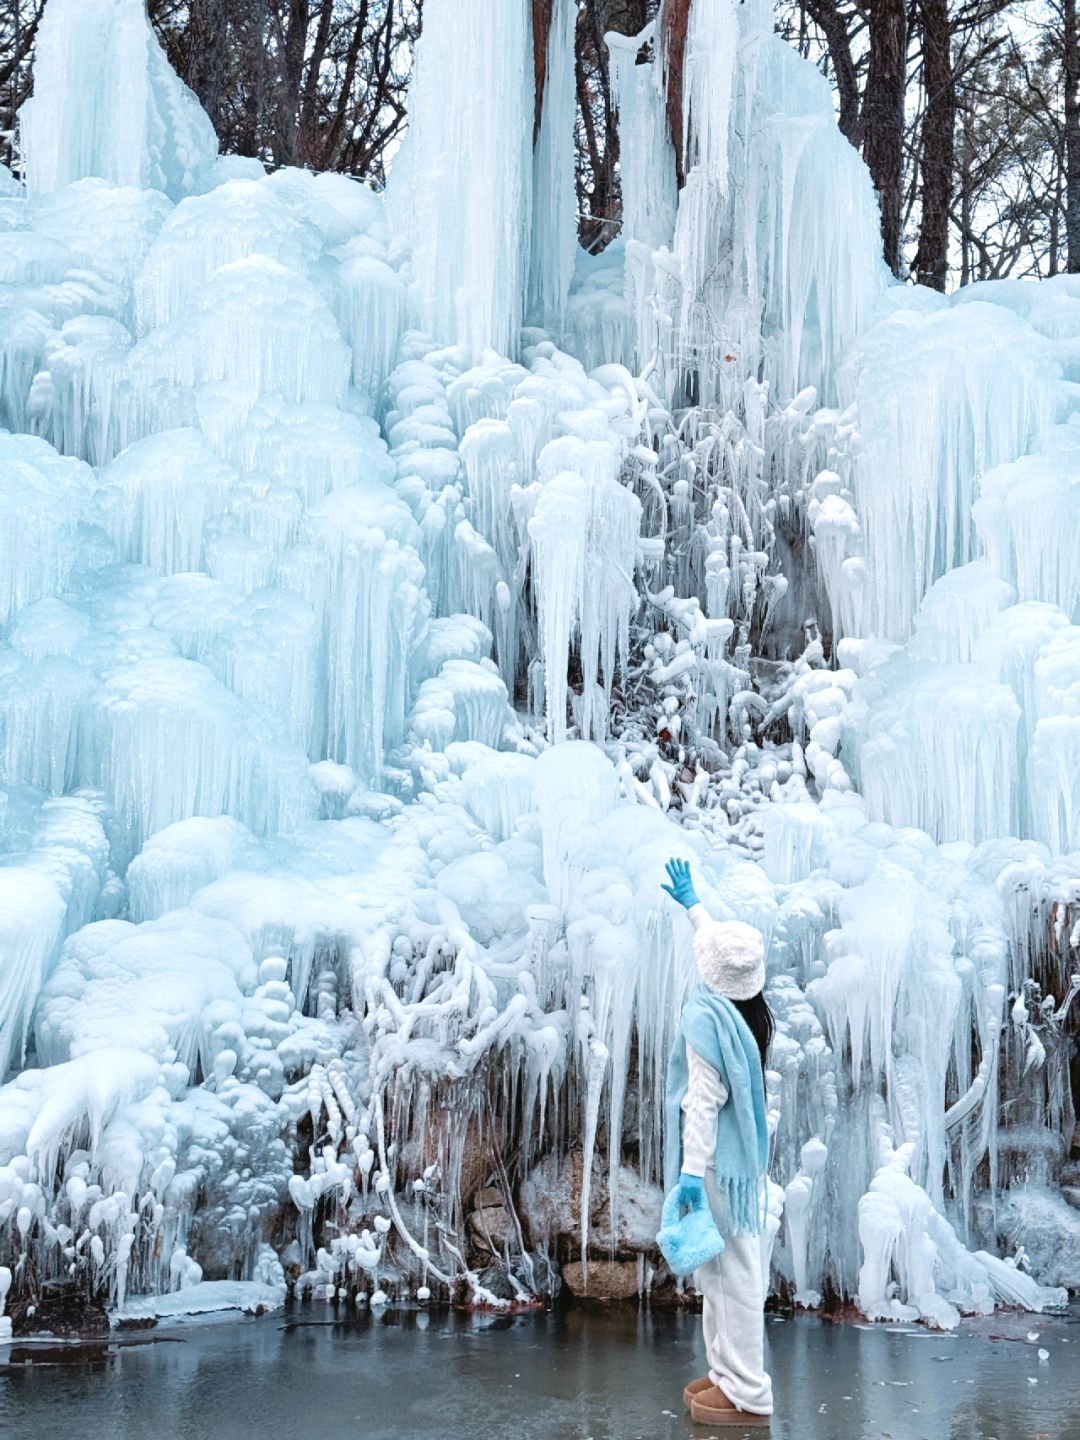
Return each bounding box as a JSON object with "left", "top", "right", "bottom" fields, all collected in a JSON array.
[{"left": 0, "top": 0, "right": 1077, "bottom": 1336}]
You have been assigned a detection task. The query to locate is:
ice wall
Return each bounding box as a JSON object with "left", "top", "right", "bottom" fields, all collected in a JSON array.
[{"left": 0, "top": 0, "right": 1077, "bottom": 1333}]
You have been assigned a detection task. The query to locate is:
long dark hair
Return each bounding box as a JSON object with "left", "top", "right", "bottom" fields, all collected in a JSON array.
[{"left": 731, "top": 992, "right": 774, "bottom": 1079}]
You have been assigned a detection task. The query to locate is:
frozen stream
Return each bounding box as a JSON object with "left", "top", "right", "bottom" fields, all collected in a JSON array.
[{"left": 2, "top": 1307, "right": 1078, "bottom": 1440}]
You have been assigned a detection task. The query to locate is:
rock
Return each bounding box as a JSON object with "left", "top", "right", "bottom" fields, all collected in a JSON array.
[
  {"left": 279, "top": 1239, "right": 303, "bottom": 1281},
  {"left": 473, "top": 1185, "right": 503, "bottom": 1210},
  {"left": 468, "top": 1202, "right": 517, "bottom": 1253},
  {"left": 517, "top": 1149, "right": 605, "bottom": 1248},
  {"left": 475, "top": 1265, "right": 517, "bottom": 1302},
  {"left": 975, "top": 1187, "right": 1080, "bottom": 1290},
  {"left": 9, "top": 1285, "right": 110, "bottom": 1338},
  {"left": 523, "top": 1249, "right": 562, "bottom": 1303},
  {"left": 396, "top": 1112, "right": 505, "bottom": 1211},
  {"left": 457, "top": 1115, "right": 505, "bottom": 1205},
  {"left": 561, "top": 1259, "right": 641, "bottom": 1301},
  {"left": 588, "top": 1168, "right": 664, "bottom": 1256},
  {"left": 518, "top": 1150, "right": 662, "bottom": 1258}
]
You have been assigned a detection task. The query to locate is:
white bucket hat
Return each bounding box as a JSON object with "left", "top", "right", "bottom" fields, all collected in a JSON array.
[{"left": 694, "top": 918, "right": 766, "bottom": 1001}]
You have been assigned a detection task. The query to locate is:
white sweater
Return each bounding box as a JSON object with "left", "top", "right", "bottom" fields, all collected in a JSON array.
[
  {"left": 681, "top": 1043, "right": 729, "bottom": 1177},
  {"left": 681, "top": 903, "right": 729, "bottom": 1177}
]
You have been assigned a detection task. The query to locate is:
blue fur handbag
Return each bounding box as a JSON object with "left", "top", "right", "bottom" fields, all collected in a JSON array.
[{"left": 656, "top": 1185, "right": 726, "bottom": 1275}]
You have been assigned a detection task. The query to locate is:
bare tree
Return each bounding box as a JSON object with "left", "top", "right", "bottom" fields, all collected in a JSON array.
[
  {"left": 914, "top": 0, "right": 955, "bottom": 289},
  {"left": 9, "top": 0, "right": 1072, "bottom": 290},
  {"left": 0, "top": 0, "right": 46, "bottom": 171},
  {"left": 803, "top": 0, "right": 863, "bottom": 141},
  {"left": 1066, "top": 0, "right": 1080, "bottom": 269},
  {"left": 862, "top": 0, "right": 908, "bottom": 275},
  {"left": 186, "top": 0, "right": 233, "bottom": 125}
]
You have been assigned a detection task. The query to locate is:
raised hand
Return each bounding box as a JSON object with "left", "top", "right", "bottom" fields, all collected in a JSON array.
[{"left": 661, "top": 857, "right": 699, "bottom": 910}]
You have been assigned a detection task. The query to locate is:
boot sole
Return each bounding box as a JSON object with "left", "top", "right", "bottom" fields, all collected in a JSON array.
[{"left": 690, "top": 1398, "right": 771, "bottom": 1426}]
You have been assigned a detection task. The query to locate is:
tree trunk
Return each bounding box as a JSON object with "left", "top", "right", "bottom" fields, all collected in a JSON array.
[
  {"left": 958, "top": 111, "right": 972, "bottom": 286},
  {"left": 185, "top": 0, "right": 232, "bottom": 127},
  {"left": 659, "top": 0, "right": 691, "bottom": 184},
  {"left": 534, "top": 0, "right": 555, "bottom": 138},
  {"left": 1066, "top": 0, "right": 1080, "bottom": 272},
  {"left": 236, "top": 0, "right": 268, "bottom": 157},
  {"left": 862, "top": 0, "right": 908, "bottom": 276},
  {"left": 914, "top": 0, "right": 954, "bottom": 290},
  {"left": 297, "top": 0, "right": 335, "bottom": 165},
  {"left": 272, "top": 0, "right": 309, "bottom": 167},
  {"left": 807, "top": 0, "right": 861, "bottom": 143}
]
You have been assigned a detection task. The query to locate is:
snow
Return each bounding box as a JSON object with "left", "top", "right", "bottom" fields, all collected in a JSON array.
[{"left": 0, "top": 0, "right": 1077, "bottom": 1329}]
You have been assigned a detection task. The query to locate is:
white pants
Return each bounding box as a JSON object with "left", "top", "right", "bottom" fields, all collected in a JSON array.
[{"left": 693, "top": 1172, "right": 773, "bottom": 1415}]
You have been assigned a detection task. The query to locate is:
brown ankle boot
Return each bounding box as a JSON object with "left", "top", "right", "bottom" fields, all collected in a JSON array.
[
  {"left": 690, "top": 1384, "right": 771, "bottom": 1426},
  {"left": 683, "top": 1375, "right": 711, "bottom": 1410}
]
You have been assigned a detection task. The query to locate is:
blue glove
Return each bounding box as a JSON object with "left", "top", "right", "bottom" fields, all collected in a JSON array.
[
  {"left": 677, "top": 1172, "right": 705, "bottom": 1210},
  {"left": 661, "top": 857, "right": 699, "bottom": 910}
]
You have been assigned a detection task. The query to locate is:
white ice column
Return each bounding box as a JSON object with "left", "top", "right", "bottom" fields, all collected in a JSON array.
[
  {"left": 607, "top": 21, "right": 677, "bottom": 372},
  {"left": 608, "top": 24, "right": 676, "bottom": 255},
  {"left": 528, "top": 0, "right": 578, "bottom": 333},
  {"left": 20, "top": 0, "right": 218, "bottom": 200},
  {"left": 390, "top": 0, "right": 533, "bottom": 359}
]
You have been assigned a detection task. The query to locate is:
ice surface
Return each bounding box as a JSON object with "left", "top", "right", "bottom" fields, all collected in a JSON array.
[
  {"left": 841, "top": 654, "right": 1022, "bottom": 844},
  {"left": 824, "top": 301, "right": 1059, "bottom": 643},
  {"left": 119, "top": 1276, "right": 286, "bottom": 1319},
  {"left": 1, "top": 0, "right": 1078, "bottom": 1327},
  {"left": 529, "top": 463, "right": 641, "bottom": 742},
  {"left": 132, "top": 180, "right": 318, "bottom": 335},
  {"left": 974, "top": 419, "right": 1080, "bottom": 624},
  {"left": 0, "top": 434, "right": 93, "bottom": 624}
]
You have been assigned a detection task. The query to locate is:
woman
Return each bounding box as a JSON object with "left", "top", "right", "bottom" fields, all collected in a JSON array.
[{"left": 661, "top": 857, "right": 774, "bottom": 1427}]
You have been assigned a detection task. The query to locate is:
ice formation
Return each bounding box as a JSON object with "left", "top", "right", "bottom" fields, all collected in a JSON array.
[{"left": 0, "top": 0, "right": 1077, "bottom": 1335}]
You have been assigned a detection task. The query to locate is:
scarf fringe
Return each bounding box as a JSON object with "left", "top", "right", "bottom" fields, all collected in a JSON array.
[{"left": 718, "top": 1174, "right": 765, "bottom": 1237}]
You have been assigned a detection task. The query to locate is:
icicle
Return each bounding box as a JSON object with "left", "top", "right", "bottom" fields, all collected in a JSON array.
[{"left": 528, "top": 459, "right": 641, "bottom": 744}]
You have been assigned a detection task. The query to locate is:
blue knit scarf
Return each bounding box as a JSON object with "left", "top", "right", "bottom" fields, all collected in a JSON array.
[{"left": 665, "top": 983, "right": 769, "bottom": 1236}]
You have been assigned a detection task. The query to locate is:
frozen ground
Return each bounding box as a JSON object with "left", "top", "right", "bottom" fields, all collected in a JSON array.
[{"left": 1, "top": 1306, "right": 1078, "bottom": 1440}]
